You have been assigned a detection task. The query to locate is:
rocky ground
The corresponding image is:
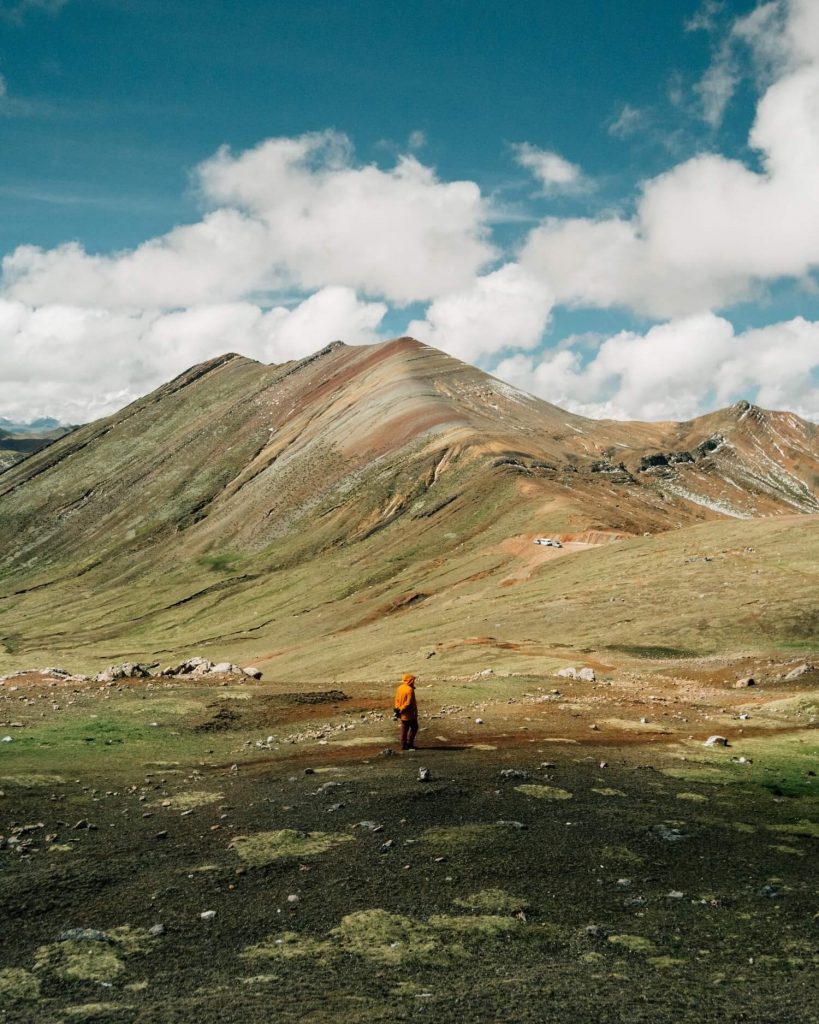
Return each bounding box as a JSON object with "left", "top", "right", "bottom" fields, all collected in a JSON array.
[{"left": 0, "top": 658, "right": 817, "bottom": 1023}]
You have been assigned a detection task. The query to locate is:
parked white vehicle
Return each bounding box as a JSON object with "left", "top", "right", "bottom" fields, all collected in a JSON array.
[{"left": 534, "top": 537, "right": 562, "bottom": 548}]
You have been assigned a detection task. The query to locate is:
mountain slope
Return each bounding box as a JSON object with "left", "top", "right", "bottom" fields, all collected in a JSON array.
[{"left": 0, "top": 337, "right": 816, "bottom": 673}]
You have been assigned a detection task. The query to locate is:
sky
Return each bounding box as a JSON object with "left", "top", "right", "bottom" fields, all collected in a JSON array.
[{"left": 0, "top": 0, "right": 818, "bottom": 424}]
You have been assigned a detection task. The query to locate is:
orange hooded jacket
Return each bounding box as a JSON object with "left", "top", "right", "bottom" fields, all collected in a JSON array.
[{"left": 394, "top": 674, "right": 417, "bottom": 722}]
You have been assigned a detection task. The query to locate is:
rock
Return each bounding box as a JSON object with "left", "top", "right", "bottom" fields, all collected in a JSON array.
[
  {"left": 556, "top": 667, "right": 577, "bottom": 679},
  {"left": 200, "top": 910, "right": 217, "bottom": 921},
  {"left": 784, "top": 663, "right": 813, "bottom": 681},
  {"left": 354, "top": 821, "right": 383, "bottom": 832},
  {"left": 585, "top": 925, "right": 611, "bottom": 940},
  {"left": 211, "top": 662, "right": 241, "bottom": 675},
  {"left": 734, "top": 677, "right": 755, "bottom": 688},
  {"left": 1, "top": 736, "right": 12, "bottom": 743},
  {"left": 242, "top": 667, "right": 263, "bottom": 680},
  {"left": 590, "top": 724, "right": 599, "bottom": 731},
  {"left": 667, "top": 890, "right": 685, "bottom": 900},
  {"left": 382, "top": 748, "right": 395, "bottom": 757},
  {"left": 578, "top": 667, "right": 596, "bottom": 682},
  {"left": 94, "top": 662, "right": 152, "bottom": 683},
  {"left": 303, "top": 768, "right": 315, "bottom": 775},
  {"left": 379, "top": 840, "right": 394, "bottom": 853},
  {"left": 57, "top": 928, "right": 113, "bottom": 944},
  {"left": 650, "top": 823, "right": 687, "bottom": 842},
  {"left": 475, "top": 718, "right": 484, "bottom": 725},
  {"left": 72, "top": 819, "right": 96, "bottom": 830},
  {"left": 640, "top": 717, "right": 648, "bottom": 724},
  {"left": 418, "top": 767, "right": 431, "bottom": 782},
  {"left": 325, "top": 803, "right": 344, "bottom": 813},
  {"left": 148, "top": 924, "right": 166, "bottom": 937},
  {"left": 499, "top": 769, "right": 530, "bottom": 780},
  {"left": 615, "top": 878, "right": 631, "bottom": 887},
  {"left": 479, "top": 668, "right": 494, "bottom": 677},
  {"left": 599, "top": 761, "right": 608, "bottom": 769},
  {"left": 704, "top": 735, "right": 729, "bottom": 747},
  {"left": 286, "top": 894, "right": 300, "bottom": 904},
  {"left": 757, "top": 884, "right": 783, "bottom": 899},
  {"left": 496, "top": 819, "right": 527, "bottom": 830},
  {"left": 738, "top": 713, "right": 750, "bottom": 721},
  {"left": 425, "top": 650, "right": 436, "bottom": 659}
]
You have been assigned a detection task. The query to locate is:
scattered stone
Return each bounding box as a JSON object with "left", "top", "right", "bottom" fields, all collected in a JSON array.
[
  {"left": 155, "top": 830, "right": 168, "bottom": 840},
  {"left": 418, "top": 767, "right": 431, "bottom": 782},
  {"left": 475, "top": 718, "right": 484, "bottom": 725},
  {"left": 616, "top": 878, "right": 631, "bottom": 887},
  {"left": 667, "top": 890, "right": 685, "bottom": 900},
  {"left": 640, "top": 717, "right": 648, "bottom": 724},
  {"left": 303, "top": 768, "right": 315, "bottom": 775},
  {"left": 590, "top": 724, "right": 599, "bottom": 731},
  {"left": 556, "top": 667, "right": 577, "bottom": 679},
  {"left": 495, "top": 820, "right": 527, "bottom": 830},
  {"left": 599, "top": 761, "right": 608, "bottom": 769},
  {"left": 148, "top": 924, "right": 166, "bottom": 937},
  {"left": 72, "top": 819, "right": 96, "bottom": 830},
  {"left": 650, "top": 823, "right": 687, "bottom": 843},
  {"left": 211, "top": 662, "right": 242, "bottom": 675},
  {"left": 286, "top": 894, "right": 300, "bottom": 904},
  {"left": 354, "top": 821, "right": 383, "bottom": 832},
  {"left": 738, "top": 713, "right": 750, "bottom": 721},
  {"left": 243, "top": 667, "right": 263, "bottom": 680},
  {"left": 1, "top": 736, "right": 12, "bottom": 743},
  {"left": 584, "top": 925, "right": 611, "bottom": 940},
  {"left": 382, "top": 749, "right": 395, "bottom": 757},
  {"left": 734, "top": 677, "right": 755, "bottom": 688},
  {"left": 200, "top": 910, "right": 217, "bottom": 921},
  {"left": 757, "top": 884, "right": 783, "bottom": 899},
  {"left": 499, "top": 769, "right": 530, "bottom": 780},
  {"left": 578, "top": 668, "right": 596, "bottom": 682},
  {"left": 784, "top": 663, "right": 813, "bottom": 681},
  {"left": 704, "top": 735, "right": 729, "bottom": 747},
  {"left": 380, "top": 839, "right": 395, "bottom": 853},
  {"left": 94, "top": 662, "right": 153, "bottom": 683}
]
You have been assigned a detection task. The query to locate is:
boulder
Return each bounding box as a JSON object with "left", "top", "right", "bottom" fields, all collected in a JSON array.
[
  {"left": 704, "top": 735, "right": 729, "bottom": 747},
  {"left": 94, "top": 662, "right": 152, "bottom": 683},
  {"left": 211, "top": 662, "right": 242, "bottom": 675},
  {"left": 578, "top": 667, "right": 596, "bottom": 682},
  {"left": 556, "top": 667, "right": 577, "bottom": 679},
  {"left": 734, "top": 677, "right": 755, "bottom": 688},
  {"left": 242, "top": 666, "right": 263, "bottom": 680},
  {"left": 784, "top": 663, "right": 813, "bottom": 681}
]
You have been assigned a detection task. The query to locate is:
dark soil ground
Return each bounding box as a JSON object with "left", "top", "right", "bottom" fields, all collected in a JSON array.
[{"left": 1, "top": 668, "right": 817, "bottom": 1024}]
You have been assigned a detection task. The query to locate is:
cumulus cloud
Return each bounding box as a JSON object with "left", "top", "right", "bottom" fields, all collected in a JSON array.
[
  {"left": 0, "top": 288, "right": 385, "bottom": 422},
  {"left": 511, "top": 142, "right": 585, "bottom": 193},
  {"left": 521, "top": 1, "right": 819, "bottom": 318},
  {"left": 406, "top": 263, "right": 553, "bottom": 362},
  {"left": 3, "top": 130, "right": 494, "bottom": 309},
  {"left": 494, "top": 313, "right": 819, "bottom": 421}
]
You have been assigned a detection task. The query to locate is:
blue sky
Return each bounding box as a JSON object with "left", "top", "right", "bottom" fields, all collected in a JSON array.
[{"left": 1, "top": 0, "right": 818, "bottom": 423}]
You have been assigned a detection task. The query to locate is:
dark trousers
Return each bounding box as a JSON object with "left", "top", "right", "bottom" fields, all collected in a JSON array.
[{"left": 400, "top": 718, "right": 419, "bottom": 749}]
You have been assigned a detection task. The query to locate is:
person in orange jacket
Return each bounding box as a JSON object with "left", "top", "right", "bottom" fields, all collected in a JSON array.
[{"left": 393, "top": 673, "right": 419, "bottom": 750}]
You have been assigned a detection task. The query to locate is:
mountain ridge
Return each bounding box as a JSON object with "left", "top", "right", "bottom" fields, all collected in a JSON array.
[{"left": 0, "top": 336, "right": 816, "bottom": 674}]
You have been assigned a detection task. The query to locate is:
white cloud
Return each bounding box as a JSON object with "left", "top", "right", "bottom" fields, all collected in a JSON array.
[
  {"left": 521, "top": 1, "right": 819, "bottom": 318},
  {"left": 607, "top": 103, "right": 645, "bottom": 138},
  {"left": 494, "top": 313, "right": 819, "bottom": 421},
  {"left": 511, "top": 143, "right": 585, "bottom": 193},
  {"left": 3, "top": 130, "right": 494, "bottom": 309},
  {"left": 406, "top": 263, "right": 553, "bottom": 363},
  {"left": 0, "top": 288, "right": 385, "bottom": 422}
]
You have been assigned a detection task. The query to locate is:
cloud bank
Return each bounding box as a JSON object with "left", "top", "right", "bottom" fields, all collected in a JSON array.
[{"left": 1, "top": 1, "right": 818, "bottom": 423}]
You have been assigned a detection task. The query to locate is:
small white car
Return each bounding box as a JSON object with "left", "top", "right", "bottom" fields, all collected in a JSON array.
[{"left": 534, "top": 537, "right": 562, "bottom": 548}]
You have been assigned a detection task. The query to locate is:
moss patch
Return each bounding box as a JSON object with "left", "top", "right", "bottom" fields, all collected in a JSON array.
[
  {"left": 428, "top": 914, "right": 522, "bottom": 936},
  {"left": 420, "top": 823, "right": 514, "bottom": 850},
  {"left": 240, "top": 931, "right": 332, "bottom": 961},
  {"left": 153, "top": 789, "right": 223, "bottom": 810},
  {"left": 607, "top": 934, "right": 657, "bottom": 955},
  {"left": 229, "top": 829, "right": 354, "bottom": 866},
  {"left": 330, "top": 910, "right": 452, "bottom": 965},
  {"left": 600, "top": 845, "right": 644, "bottom": 866},
  {"left": 592, "top": 788, "right": 626, "bottom": 798},
  {"left": 676, "top": 792, "right": 708, "bottom": 802},
  {"left": 515, "top": 784, "right": 573, "bottom": 801},
  {"left": 452, "top": 888, "right": 528, "bottom": 914},
  {"left": 34, "top": 941, "right": 126, "bottom": 983},
  {"left": 768, "top": 819, "right": 819, "bottom": 839},
  {"left": 0, "top": 967, "right": 41, "bottom": 1001}
]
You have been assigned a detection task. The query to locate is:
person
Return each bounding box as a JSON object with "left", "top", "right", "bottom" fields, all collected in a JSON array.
[{"left": 393, "top": 673, "right": 419, "bottom": 750}]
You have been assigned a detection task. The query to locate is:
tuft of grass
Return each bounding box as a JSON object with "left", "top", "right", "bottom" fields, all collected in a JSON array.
[
  {"left": 0, "top": 968, "right": 40, "bottom": 1002},
  {"left": 515, "top": 783, "right": 573, "bottom": 801},
  {"left": 452, "top": 889, "right": 529, "bottom": 914},
  {"left": 229, "top": 829, "right": 354, "bottom": 866}
]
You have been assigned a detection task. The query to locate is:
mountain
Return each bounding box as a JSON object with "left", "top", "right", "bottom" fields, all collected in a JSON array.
[{"left": 0, "top": 337, "right": 816, "bottom": 675}]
